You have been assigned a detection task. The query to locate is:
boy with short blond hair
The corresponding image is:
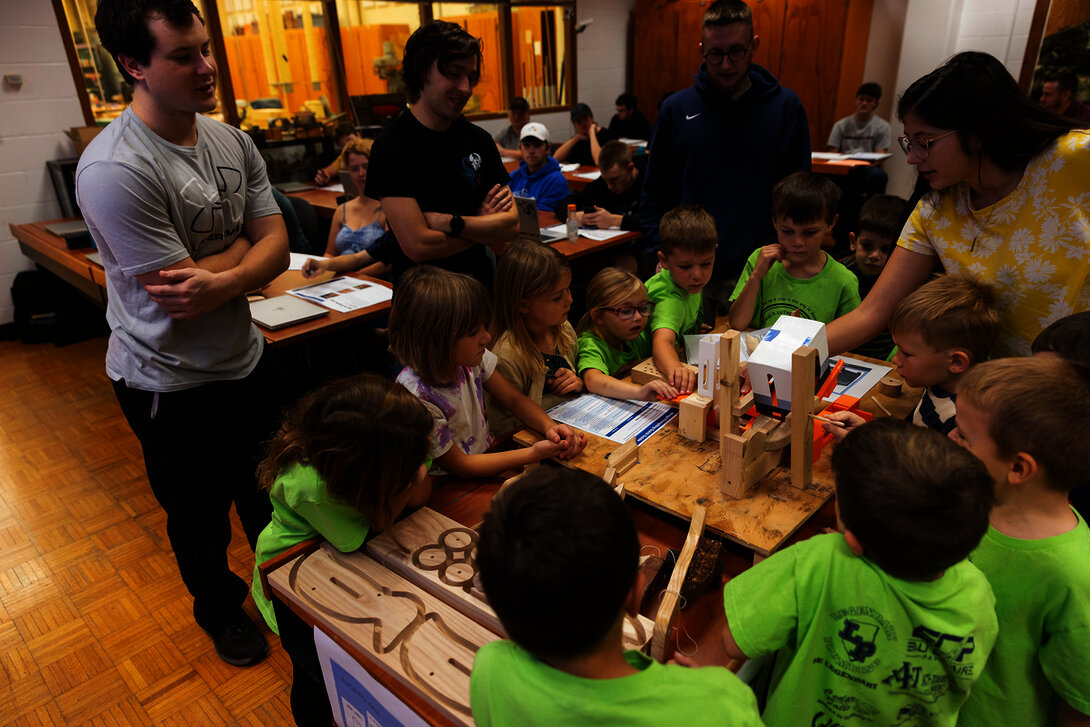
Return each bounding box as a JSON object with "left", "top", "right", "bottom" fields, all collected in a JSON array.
[
  {"left": 647, "top": 204, "right": 717, "bottom": 394},
  {"left": 952, "top": 357, "right": 1090, "bottom": 727},
  {"left": 711, "top": 418, "right": 998, "bottom": 727},
  {"left": 729, "top": 171, "right": 860, "bottom": 330},
  {"left": 471, "top": 467, "right": 762, "bottom": 727},
  {"left": 887, "top": 274, "right": 999, "bottom": 435}
]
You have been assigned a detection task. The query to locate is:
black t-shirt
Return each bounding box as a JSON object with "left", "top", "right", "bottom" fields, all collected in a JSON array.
[
  {"left": 366, "top": 113, "right": 509, "bottom": 287},
  {"left": 567, "top": 125, "right": 616, "bottom": 167},
  {"left": 555, "top": 154, "right": 648, "bottom": 231},
  {"left": 608, "top": 110, "right": 653, "bottom": 141}
]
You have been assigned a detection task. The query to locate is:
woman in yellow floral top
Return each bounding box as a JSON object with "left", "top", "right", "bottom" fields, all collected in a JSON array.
[{"left": 827, "top": 52, "right": 1088, "bottom": 357}]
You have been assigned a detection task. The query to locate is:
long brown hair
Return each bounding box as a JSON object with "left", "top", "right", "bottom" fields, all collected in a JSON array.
[
  {"left": 491, "top": 241, "right": 575, "bottom": 383},
  {"left": 257, "top": 374, "right": 431, "bottom": 530}
]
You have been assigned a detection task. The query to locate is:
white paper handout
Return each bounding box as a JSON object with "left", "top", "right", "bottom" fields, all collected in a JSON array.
[
  {"left": 289, "top": 276, "right": 392, "bottom": 313},
  {"left": 546, "top": 394, "right": 676, "bottom": 444}
]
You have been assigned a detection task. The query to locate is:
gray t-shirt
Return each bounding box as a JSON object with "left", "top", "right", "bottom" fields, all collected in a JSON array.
[
  {"left": 76, "top": 108, "right": 280, "bottom": 392},
  {"left": 493, "top": 124, "right": 520, "bottom": 149},
  {"left": 827, "top": 114, "right": 892, "bottom": 154}
]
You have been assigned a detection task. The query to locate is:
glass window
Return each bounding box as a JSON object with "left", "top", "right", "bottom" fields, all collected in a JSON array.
[
  {"left": 509, "top": 4, "right": 569, "bottom": 109},
  {"left": 433, "top": 3, "right": 505, "bottom": 114},
  {"left": 336, "top": 1, "right": 421, "bottom": 99},
  {"left": 213, "top": 0, "right": 343, "bottom": 128}
]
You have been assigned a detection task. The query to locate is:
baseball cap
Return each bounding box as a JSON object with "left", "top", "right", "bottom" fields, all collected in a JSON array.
[
  {"left": 570, "top": 102, "right": 592, "bottom": 121},
  {"left": 520, "top": 122, "right": 550, "bottom": 144}
]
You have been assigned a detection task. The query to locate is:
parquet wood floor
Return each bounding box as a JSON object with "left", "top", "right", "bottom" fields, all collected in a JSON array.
[{"left": 0, "top": 336, "right": 294, "bottom": 726}]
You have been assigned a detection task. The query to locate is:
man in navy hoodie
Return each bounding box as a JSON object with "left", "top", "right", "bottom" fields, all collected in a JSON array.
[
  {"left": 641, "top": 0, "right": 810, "bottom": 291},
  {"left": 508, "top": 122, "right": 569, "bottom": 212}
]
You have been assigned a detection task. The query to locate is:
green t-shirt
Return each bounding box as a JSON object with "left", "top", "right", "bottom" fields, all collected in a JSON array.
[
  {"left": 470, "top": 640, "right": 763, "bottom": 727},
  {"left": 576, "top": 328, "right": 652, "bottom": 377},
  {"left": 958, "top": 510, "right": 1090, "bottom": 727},
  {"left": 723, "top": 534, "right": 998, "bottom": 727},
  {"left": 250, "top": 462, "right": 370, "bottom": 634},
  {"left": 646, "top": 268, "right": 703, "bottom": 339},
  {"left": 729, "top": 249, "right": 861, "bottom": 328}
]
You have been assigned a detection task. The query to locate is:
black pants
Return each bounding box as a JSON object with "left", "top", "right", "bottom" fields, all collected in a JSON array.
[
  {"left": 273, "top": 596, "right": 333, "bottom": 727},
  {"left": 112, "top": 359, "right": 275, "bottom": 632}
]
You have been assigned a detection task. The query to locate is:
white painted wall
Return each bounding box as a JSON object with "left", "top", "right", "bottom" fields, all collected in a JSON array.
[
  {"left": 0, "top": 1, "right": 85, "bottom": 326},
  {"left": 473, "top": 0, "right": 635, "bottom": 148}
]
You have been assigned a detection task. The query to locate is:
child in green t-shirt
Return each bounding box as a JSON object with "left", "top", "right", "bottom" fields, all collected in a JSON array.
[
  {"left": 471, "top": 467, "right": 763, "bottom": 727},
  {"left": 688, "top": 418, "right": 998, "bottom": 727},
  {"left": 250, "top": 374, "right": 434, "bottom": 726},
  {"left": 951, "top": 357, "right": 1090, "bottom": 727},
  {"left": 577, "top": 267, "right": 678, "bottom": 401},
  {"left": 647, "top": 204, "right": 717, "bottom": 395},
  {"left": 729, "top": 171, "right": 860, "bottom": 329}
]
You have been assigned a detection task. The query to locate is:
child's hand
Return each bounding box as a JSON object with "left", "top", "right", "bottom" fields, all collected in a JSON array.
[
  {"left": 302, "top": 257, "right": 329, "bottom": 279},
  {"left": 547, "top": 368, "right": 584, "bottom": 395},
  {"left": 530, "top": 437, "right": 569, "bottom": 460},
  {"left": 544, "top": 423, "right": 587, "bottom": 459},
  {"left": 753, "top": 244, "right": 785, "bottom": 277},
  {"left": 639, "top": 380, "right": 678, "bottom": 401},
  {"left": 668, "top": 364, "right": 696, "bottom": 395},
  {"left": 700, "top": 323, "right": 713, "bottom": 333},
  {"left": 821, "top": 411, "right": 866, "bottom": 441},
  {"left": 739, "top": 362, "right": 752, "bottom": 396}
]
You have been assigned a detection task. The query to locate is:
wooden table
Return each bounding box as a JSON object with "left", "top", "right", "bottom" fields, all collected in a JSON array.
[
  {"left": 11, "top": 219, "right": 391, "bottom": 349},
  {"left": 284, "top": 185, "right": 340, "bottom": 218},
  {"left": 516, "top": 352, "right": 920, "bottom": 558}
]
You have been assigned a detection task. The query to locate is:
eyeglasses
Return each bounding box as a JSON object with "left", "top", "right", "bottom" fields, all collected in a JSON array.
[
  {"left": 600, "top": 303, "right": 652, "bottom": 321},
  {"left": 702, "top": 43, "right": 753, "bottom": 65},
  {"left": 896, "top": 129, "right": 958, "bottom": 159}
]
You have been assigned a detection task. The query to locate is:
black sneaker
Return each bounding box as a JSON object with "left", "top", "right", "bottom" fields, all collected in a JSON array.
[{"left": 206, "top": 613, "right": 268, "bottom": 666}]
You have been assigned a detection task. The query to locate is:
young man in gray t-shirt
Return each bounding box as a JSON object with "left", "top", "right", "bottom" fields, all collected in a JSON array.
[{"left": 75, "top": 0, "right": 287, "bottom": 667}]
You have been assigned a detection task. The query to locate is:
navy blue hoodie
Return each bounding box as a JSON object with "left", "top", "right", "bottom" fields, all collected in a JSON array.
[{"left": 641, "top": 63, "right": 810, "bottom": 275}]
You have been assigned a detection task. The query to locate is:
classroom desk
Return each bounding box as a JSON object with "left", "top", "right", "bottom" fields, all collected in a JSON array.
[
  {"left": 285, "top": 185, "right": 341, "bottom": 218},
  {"left": 11, "top": 219, "right": 390, "bottom": 349},
  {"left": 264, "top": 451, "right": 797, "bottom": 726},
  {"left": 515, "top": 351, "right": 919, "bottom": 558},
  {"left": 811, "top": 156, "right": 882, "bottom": 176}
]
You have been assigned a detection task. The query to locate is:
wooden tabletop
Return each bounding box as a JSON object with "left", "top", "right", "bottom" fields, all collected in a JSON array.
[
  {"left": 12, "top": 218, "right": 390, "bottom": 349},
  {"left": 811, "top": 156, "right": 880, "bottom": 176}
]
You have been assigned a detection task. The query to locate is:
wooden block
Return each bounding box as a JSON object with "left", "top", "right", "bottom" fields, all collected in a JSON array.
[
  {"left": 877, "top": 376, "right": 902, "bottom": 398},
  {"left": 602, "top": 466, "right": 617, "bottom": 487},
  {"left": 720, "top": 423, "right": 783, "bottom": 499},
  {"left": 731, "top": 391, "right": 754, "bottom": 418},
  {"left": 791, "top": 345, "right": 818, "bottom": 489},
  {"left": 270, "top": 544, "right": 496, "bottom": 725},
  {"left": 615, "top": 482, "right": 626, "bottom": 500},
  {"left": 367, "top": 508, "right": 655, "bottom": 652},
  {"left": 678, "top": 394, "right": 713, "bottom": 442},
  {"left": 630, "top": 358, "right": 698, "bottom": 386},
  {"left": 651, "top": 505, "right": 706, "bottom": 662},
  {"left": 717, "top": 331, "right": 742, "bottom": 437},
  {"left": 607, "top": 438, "right": 639, "bottom": 474}
]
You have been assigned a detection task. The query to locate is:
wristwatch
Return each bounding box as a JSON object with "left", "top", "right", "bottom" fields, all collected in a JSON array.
[{"left": 449, "top": 214, "right": 465, "bottom": 237}]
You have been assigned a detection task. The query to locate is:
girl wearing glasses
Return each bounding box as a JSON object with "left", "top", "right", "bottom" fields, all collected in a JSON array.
[
  {"left": 576, "top": 268, "right": 679, "bottom": 401},
  {"left": 827, "top": 51, "right": 1087, "bottom": 358}
]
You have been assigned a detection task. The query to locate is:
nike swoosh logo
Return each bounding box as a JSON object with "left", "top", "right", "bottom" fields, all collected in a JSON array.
[{"left": 686, "top": 113, "right": 701, "bottom": 120}]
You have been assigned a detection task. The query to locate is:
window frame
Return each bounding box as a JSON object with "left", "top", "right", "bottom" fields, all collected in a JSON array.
[{"left": 53, "top": 0, "right": 577, "bottom": 127}]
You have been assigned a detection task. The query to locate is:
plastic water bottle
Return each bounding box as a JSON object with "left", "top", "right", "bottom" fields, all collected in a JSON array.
[{"left": 566, "top": 204, "right": 579, "bottom": 242}]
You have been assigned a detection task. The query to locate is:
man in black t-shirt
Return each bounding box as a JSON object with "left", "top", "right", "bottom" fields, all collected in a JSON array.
[
  {"left": 554, "top": 102, "right": 615, "bottom": 168},
  {"left": 365, "top": 21, "right": 517, "bottom": 288}
]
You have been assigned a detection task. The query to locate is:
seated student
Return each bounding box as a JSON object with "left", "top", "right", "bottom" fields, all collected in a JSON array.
[
  {"left": 887, "top": 274, "right": 999, "bottom": 435},
  {"left": 507, "top": 123, "right": 569, "bottom": 213},
  {"left": 388, "top": 265, "right": 586, "bottom": 478},
  {"left": 608, "top": 92, "right": 653, "bottom": 141},
  {"left": 709, "top": 418, "right": 998, "bottom": 727},
  {"left": 729, "top": 172, "right": 860, "bottom": 330},
  {"left": 553, "top": 102, "right": 615, "bottom": 167},
  {"left": 841, "top": 194, "right": 909, "bottom": 360},
  {"left": 314, "top": 122, "right": 360, "bottom": 186},
  {"left": 1031, "top": 311, "right": 1090, "bottom": 519},
  {"left": 826, "top": 82, "right": 892, "bottom": 154},
  {"left": 494, "top": 96, "right": 530, "bottom": 160},
  {"left": 577, "top": 268, "right": 678, "bottom": 402},
  {"left": 472, "top": 467, "right": 763, "bottom": 727},
  {"left": 554, "top": 140, "right": 647, "bottom": 232},
  {"left": 647, "top": 205, "right": 716, "bottom": 395},
  {"left": 951, "top": 357, "right": 1090, "bottom": 727}
]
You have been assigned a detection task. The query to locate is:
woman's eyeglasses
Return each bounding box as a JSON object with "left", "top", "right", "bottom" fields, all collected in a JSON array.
[
  {"left": 601, "top": 303, "right": 653, "bottom": 321},
  {"left": 896, "top": 129, "right": 958, "bottom": 159}
]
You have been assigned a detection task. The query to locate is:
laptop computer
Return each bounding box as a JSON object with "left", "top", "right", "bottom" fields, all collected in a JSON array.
[
  {"left": 514, "top": 196, "right": 566, "bottom": 244},
  {"left": 338, "top": 169, "right": 359, "bottom": 200},
  {"left": 250, "top": 295, "right": 329, "bottom": 330},
  {"left": 273, "top": 181, "right": 312, "bottom": 194}
]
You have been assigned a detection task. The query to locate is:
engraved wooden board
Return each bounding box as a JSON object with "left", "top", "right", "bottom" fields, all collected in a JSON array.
[
  {"left": 268, "top": 543, "right": 499, "bottom": 726},
  {"left": 367, "top": 507, "right": 655, "bottom": 651}
]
